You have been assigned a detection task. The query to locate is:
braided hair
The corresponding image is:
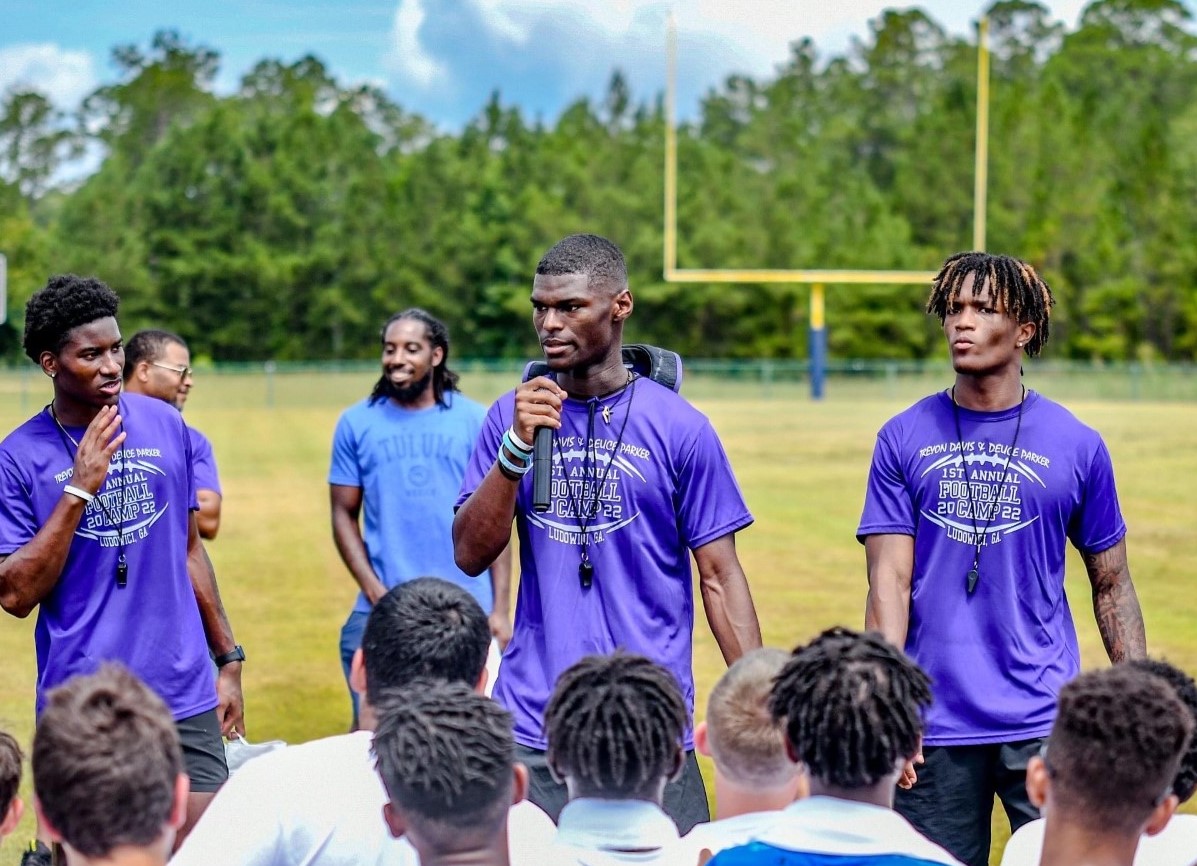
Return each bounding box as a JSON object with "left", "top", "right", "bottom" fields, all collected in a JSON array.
[
  {"left": 545, "top": 651, "right": 686, "bottom": 799},
  {"left": 367, "top": 308, "right": 460, "bottom": 407},
  {"left": 769, "top": 627, "right": 932, "bottom": 790},
  {"left": 925, "top": 252, "right": 1055, "bottom": 356},
  {"left": 372, "top": 679, "right": 513, "bottom": 838}
]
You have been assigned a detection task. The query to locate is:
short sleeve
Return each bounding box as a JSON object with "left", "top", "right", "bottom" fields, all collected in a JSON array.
[
  {"left": 188, "top": 428, "right": 222, "bottom": 495},
  {"left": 1068, "top": 438, "right": 1127, "bottom": 554},
  {"left": 0, "top": 453, "right": 37, "bottom": 555},
  {"left": 675, "top": 420, "right": 753, "bottom": 551},
  {"left": 455, "top": 396, "right": 511, "bottom": 511},
  {"left": 856, "top": 429, "right": 916, "bottom": 542},
  {"left": 179, "top": 414, "right": 199, "bottom": 512},
  {"left": 328, "top": 412, "right": 363, "bottom": 487}
]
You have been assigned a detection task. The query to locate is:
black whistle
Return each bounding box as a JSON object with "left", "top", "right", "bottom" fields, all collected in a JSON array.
[
  {"left": 966, "top": 568, "right": 979, "bottom": 594},
  {"left": 117, "top": 558, "right": 128, "bottom": 588}
]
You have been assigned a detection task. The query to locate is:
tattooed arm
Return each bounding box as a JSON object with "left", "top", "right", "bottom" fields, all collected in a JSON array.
[{"left": 1085, "top": 538, "right": 1146, "bottom": 663}]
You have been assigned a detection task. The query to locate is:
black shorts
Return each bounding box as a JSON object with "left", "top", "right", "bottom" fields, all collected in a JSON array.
[{"left": 176, "top": 709, "right": 229, "bottom": 793}]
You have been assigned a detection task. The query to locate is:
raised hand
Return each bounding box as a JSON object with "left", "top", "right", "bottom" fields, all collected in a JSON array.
[{"left": 72, "top": 405, "right": 126, "bottom": 494}]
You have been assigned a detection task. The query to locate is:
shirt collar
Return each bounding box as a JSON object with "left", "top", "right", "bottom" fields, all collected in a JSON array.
[{"left": 556, "top": 798, "right": 679, "bottom": 853}]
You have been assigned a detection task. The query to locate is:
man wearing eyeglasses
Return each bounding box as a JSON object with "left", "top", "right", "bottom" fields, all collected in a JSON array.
[{"left": 123, "top": 330, "right": 222, "bottom": 540}]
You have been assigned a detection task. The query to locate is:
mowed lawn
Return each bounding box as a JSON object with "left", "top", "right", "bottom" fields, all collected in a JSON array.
[{"left": 1, "top": 368, "right": 1195, "bottom": 862}]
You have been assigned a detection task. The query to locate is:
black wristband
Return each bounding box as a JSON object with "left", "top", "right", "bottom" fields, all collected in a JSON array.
[{"left": 214, "top": 645, "right": 246, "bottom": 667}]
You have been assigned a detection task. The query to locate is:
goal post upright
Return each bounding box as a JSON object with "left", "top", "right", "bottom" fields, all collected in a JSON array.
[{"left": 663, "top": 13, "right": 991, "bottom": 399}]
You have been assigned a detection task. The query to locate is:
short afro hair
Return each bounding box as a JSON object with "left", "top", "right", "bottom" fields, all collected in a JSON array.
[
  {"left": 1126, "top": 659, "right": 1197, "bottom": 803},
  {"left": 1047, "top": 665, "right": 1193, "bottom": 836},
  {"left": 536, "top": 234, "right": 628, "bottom": 296},
  {"left": 23, "top": 275, "right": 120, "bottom": 363},
  {"left": 123, "top": 329, "right": 187, "bottom": 381}
]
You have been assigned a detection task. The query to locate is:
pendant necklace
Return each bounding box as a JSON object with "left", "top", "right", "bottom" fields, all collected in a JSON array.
[
  {"left": 556, "top": 374, "right": 636, "bottom": 589},
  {"left": 597, "top": 370, "right": 634, "bottom": 424},
  {"left": 949, "top": 385, "right": 1026, "bottom": 595},
  {"left": 48, "top": 403, "right": 131, "bottom": 587}
]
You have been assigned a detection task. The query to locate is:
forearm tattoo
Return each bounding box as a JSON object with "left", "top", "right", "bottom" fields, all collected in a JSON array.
[{"left": 1086, "top": 543, "right": 1147, "bottom": 663}]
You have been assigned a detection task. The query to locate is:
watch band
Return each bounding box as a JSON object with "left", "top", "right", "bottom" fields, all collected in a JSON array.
[{"left": 214, "top": 645, "right": 246, "bottom": 667}]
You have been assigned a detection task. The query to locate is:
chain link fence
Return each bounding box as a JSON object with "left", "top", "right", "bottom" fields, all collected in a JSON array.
[{"left": 2, "top": 359, "right": 1195, "bottom": 415}]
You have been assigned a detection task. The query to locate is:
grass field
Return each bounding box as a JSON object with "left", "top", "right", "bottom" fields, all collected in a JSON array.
[{"left": 1, "top": 367, "right": 1195, "bottom": 863}]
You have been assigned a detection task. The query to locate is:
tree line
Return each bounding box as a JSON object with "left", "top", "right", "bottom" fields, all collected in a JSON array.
[{"left": 1, "top": 0, "right": 1195, "bottom": 363}]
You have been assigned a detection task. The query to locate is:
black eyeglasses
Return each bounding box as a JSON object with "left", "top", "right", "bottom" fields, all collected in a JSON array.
[{"left": 151, "top": 361, "right": 192, "bottom": 379}]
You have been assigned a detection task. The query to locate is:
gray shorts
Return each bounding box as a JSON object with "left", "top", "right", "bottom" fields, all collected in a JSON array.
[{"left": 177, "top": 708, "right": 229, "bottom": 793}]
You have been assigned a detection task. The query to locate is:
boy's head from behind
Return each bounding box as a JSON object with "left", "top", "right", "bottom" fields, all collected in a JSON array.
[
  {"left": 32, "top": 665, "right": 188, "bottom": 862},
  {"left": 0, "top": 730, "right": 24, "bottom": 840}
]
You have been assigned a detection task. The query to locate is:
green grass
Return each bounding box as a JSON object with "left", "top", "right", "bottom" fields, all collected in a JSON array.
[{"left": 2, "top": 369, "right": 1196, "bottom": 862}]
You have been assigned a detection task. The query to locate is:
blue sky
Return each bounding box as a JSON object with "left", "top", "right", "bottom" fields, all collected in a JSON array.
[{"left": 1, "top": 0, "right": 1190, "bottom": 129}]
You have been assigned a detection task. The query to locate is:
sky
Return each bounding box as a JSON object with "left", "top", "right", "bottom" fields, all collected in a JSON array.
[{"left": 0, "top": 0, "right": 1187, "bottom": 130}]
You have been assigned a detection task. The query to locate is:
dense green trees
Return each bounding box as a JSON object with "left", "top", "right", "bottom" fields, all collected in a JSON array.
[{"left": 1, "top": 0, "right": 1195, "bottom": 362}]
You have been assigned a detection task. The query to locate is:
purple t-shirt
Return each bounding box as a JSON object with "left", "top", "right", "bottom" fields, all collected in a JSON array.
[
  {"left": 456, "top": 377, "right": 753, "bottom": 750},
  {"left": 188, "top": 426, "right": 222, "bottom": 495},
  {"left": 0, "top": 393, "right": 216, "bottom": 720},
  {"left": 857, "top": 391, "right": 1126, "bottom": 745}
]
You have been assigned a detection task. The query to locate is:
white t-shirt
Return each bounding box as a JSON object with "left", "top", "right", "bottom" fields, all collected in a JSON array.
[
  {"left": 681, "top": 810, "right": 784, "bottom": 861},
  {"left": 1000, "top": 813, "right": 1197, "bottom": 866},
  {"left": 170, "top": 731, "right": 556, "bottom": 866},
  {"left": 705, "top": 796, "right": 964, "bottom": 865},
  {"left": 549, "top": 798, "right": 688, "bottom": 865}
]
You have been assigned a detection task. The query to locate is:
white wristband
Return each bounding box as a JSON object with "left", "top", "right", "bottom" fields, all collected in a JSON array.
[
  {"left": 507, "top": 426, "right": 533, "bottom": 453},
  {"left": 63, "top": 485, "right": 95, "bottom": 504}
]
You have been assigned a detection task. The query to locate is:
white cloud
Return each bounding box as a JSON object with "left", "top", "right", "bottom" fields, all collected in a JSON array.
[
  {"left": 455, "top": 0, "right": 1095, "bottom": 76},
  {"left": 387, "top": 0, "right": 448, "bottom": 87},
  {"left": 0, "top": 43, "right": 98, "bottom": 108}
]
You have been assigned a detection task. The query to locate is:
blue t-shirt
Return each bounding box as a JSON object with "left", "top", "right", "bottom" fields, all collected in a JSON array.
[
  {"left": 188, "top": 426, "right": 221, "bottom": 495},
  {"left": 456, "top": 377, "right": 753, "bottom": 749},
  {"left": 0, "top": 393, "right": 217, "bottom": 720},
  {"left": 857, "top": 391, "right": 1126, "bottom": 745},
  {"left": 329, "top": 392, "right": 491, "bottom": 614},
  {"left": 708, "top": 797, "right": 963, "bottom": 866}
]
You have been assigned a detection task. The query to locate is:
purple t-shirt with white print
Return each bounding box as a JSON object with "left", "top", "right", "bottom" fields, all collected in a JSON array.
[
  {"left": 857, "top": 391, "right": 1126, "bottom": 745},
  {"left": 0, "top": 393, "right": 216, "bottom": 720},
  {"left": 457, "top": 376, "right": 753, "bottom": 750}
]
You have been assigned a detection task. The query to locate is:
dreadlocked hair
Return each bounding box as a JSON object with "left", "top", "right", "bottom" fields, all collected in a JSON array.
[
  {"left": 372, "top": 678, "right": 513, "bottom": 832},
  {"left": 23, "top": 274, "right": 120, "bottom": 362},
  {"left": 769, "top": 627, "right": 932, "bottom": 790},
  {"left": 925, "top": 251, "right": 1055, "bottom": 357},
  {"left": 368, "top": 308, "right": 460, "bottom": 407},
  {"left": 545, "top": 651, "right": 686, "bottom": 798}
]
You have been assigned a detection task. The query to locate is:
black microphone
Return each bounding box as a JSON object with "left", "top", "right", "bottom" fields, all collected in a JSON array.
[{"left": 532, "top": 426, "right": 552, "bottom": 513}]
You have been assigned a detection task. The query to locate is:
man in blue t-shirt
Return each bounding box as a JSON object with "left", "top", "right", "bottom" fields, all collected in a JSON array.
[
  {"left": 122, "top": 329, "right": 223, "bottom": 540},
  {"left": 0, "top": 275, "right": 246, "bottom": 862},
  {"left": 857, "top": 252, "right": 1147, "bottom": 866},
  {"left": 454, "top": 234, "right": 762, "bottom": 832},
  {"left": 329, "top": 308, "right": 509, "bottom": 729}
]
